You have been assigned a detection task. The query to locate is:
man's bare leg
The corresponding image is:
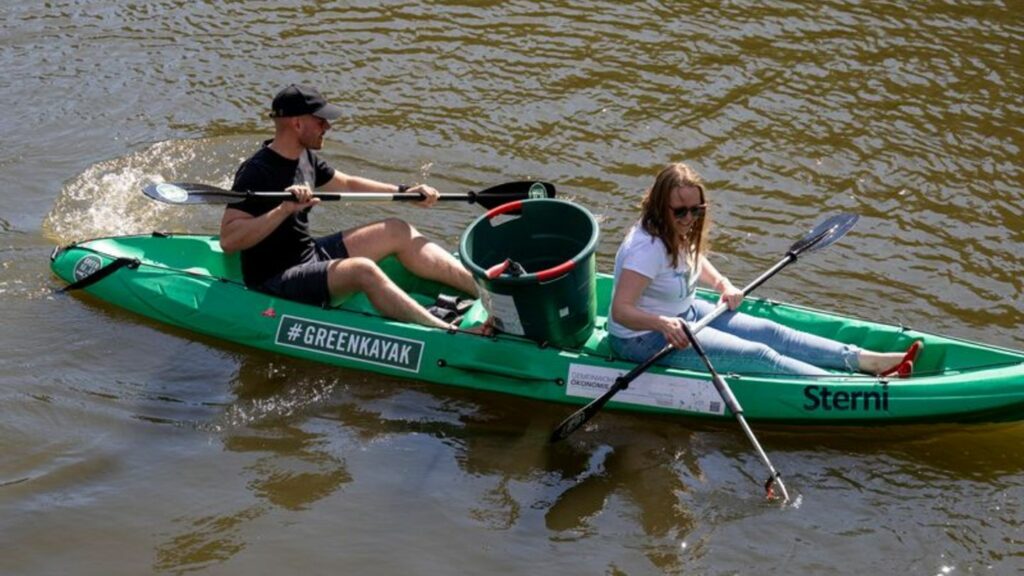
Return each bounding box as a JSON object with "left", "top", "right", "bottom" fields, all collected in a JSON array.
[
  {"left": 326, "top": 257, "right": 450, "bottom": 328},
  {"left": 341, "top": 218, "right": 478, "bottom": 296}
]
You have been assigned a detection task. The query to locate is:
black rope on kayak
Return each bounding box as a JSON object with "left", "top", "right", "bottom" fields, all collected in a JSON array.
[
  {"left": 598, "top": 351, "right": 850, "bottom": 380},
  {"left": 694, "top": 360, "right": 1024, "bottom": 380},
  {"left": 436, "top": 358, "right": 560, "bottom": 384},
  {"left": 58, "top": 257, "right": 140, "bottom": 293},
  {"left": 894, "top": 360, "right": 1024, "bottom": 376},
  {"left": 61, "top": 244, "right": 247, "bottom": 287}
]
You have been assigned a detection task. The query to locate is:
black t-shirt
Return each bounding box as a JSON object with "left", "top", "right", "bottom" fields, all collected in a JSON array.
[{"left": 229, "top": 141, "right": 336, "bottom": 286}]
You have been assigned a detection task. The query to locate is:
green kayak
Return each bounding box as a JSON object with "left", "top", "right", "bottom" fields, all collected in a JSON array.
[{"left": 50, "top": 233, "right": 1024, "bottom": 424}]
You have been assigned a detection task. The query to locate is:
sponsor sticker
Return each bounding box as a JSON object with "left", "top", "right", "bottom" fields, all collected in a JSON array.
[
  {"left": 566, "top": 363, "right": 725, "bottom": 415},
  {"left": 528, "top": 182, "right": 548, "bottom": 199},
  {"left": 155, "top": 183, "right": 189, "bottom": 203},
  {"left": 803, "top": 385, "right": 888, "bottom": 412},
  {"left": 275, "top": 315, "right": 424, "bottom": 373},
  {"left": 73, "top": 255, "right": 103, "bottom": 281},
  {"left": 478, "top": 288, "right": 525, "bottom": 336}
]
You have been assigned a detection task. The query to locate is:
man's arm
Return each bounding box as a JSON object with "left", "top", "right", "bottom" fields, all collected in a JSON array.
[
  {"left": 320, "top": 170, "right": 441, "bottom": 206},
  {"left": 218, "top": 200, "right": 312, "bottom": 254},
  {"left": 319, "top": 170, "right": 401, "bottom": 193}
]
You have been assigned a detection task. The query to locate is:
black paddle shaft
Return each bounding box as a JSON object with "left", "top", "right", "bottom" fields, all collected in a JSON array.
[
  {"left": 142, "top": 180, "right": 556, "bottom": 210},
  {"left": 678, "top": 319, "right": 790, "bottom": 502}
]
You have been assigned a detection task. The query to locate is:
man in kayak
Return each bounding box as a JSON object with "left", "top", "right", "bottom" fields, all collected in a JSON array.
[
  {"left": 607, "top": 162, "right": 921, "bottom": 377},
  {"left": 219, "top": 84, "right": 481, "bottom": 330}
]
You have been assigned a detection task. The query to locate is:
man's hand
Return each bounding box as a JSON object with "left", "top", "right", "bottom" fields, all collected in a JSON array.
[
  {"left": 409, "top": 184, "right": 440, "bottom": 207},
  {"left": 285, "top": 184, "right": 320, "bottom": 213}
]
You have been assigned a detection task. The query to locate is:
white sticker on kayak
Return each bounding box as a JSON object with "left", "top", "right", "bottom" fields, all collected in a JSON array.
[
  {"left": 566, "top": 363, "right": 725, "bottom": 415},
  {"left": 275, "top": 315, "right": 424, "bottom": 373},
  {"left": 479, "top": 288, "right": 525, "bottom": 336}
]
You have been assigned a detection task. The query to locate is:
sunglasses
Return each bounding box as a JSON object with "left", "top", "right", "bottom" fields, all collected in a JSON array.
[{"left": 672, "top": 204, "right": 707, "bottom": 220}]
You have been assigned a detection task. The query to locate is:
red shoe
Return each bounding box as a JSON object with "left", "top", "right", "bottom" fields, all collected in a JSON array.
[
  {"left": 897, "top": 360, "right": 914, "bottom": 379},
  {"left": 881, "top": 341, "right": 922, "bottom": 378}
]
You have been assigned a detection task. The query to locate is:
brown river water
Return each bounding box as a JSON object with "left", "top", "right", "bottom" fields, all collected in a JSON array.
[{"left": 2, "top": 2, "right": 1022, "bottom": 574}]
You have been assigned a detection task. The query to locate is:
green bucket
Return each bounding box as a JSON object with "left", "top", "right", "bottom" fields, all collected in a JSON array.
[{"left": 459, "top": 198, "right": 599, "bottom": 348}]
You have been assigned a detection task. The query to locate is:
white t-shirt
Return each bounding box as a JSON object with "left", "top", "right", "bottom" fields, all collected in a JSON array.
[{"left": 607, "top": 224, "right": 700, "bottom": 339}]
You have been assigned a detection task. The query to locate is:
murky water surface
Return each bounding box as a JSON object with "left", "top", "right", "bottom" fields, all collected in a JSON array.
[{"left": 2, "top": 2, "right": 1021, "bottom": 574}]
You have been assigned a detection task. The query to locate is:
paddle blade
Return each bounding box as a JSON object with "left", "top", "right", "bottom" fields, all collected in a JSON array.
[
  {"left": 143, "top": 182, "right": 246, "bottom": 205},
  {"left": 473, "top": 181, "right": 556, "bottom": 209},
  {"left": 549, "top": 408, "right": 591, "bottom": 443},
  {"left": 789, "top": 213, "right": 859, "bottom": 257},
  {"left": 550, "top": 389, "right": 613, "bottom": 443},
  {"left": 549, "top": 373, "right": 633, "bottom": 442}
]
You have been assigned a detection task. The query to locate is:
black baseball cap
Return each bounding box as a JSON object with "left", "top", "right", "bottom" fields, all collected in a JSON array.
[{"left": 269, "top": 84, "right": 343, "bottom": 120}]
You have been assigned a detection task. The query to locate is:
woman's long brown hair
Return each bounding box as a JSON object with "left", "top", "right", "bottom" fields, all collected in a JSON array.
[{"left": 639, "top": 162, "right": 711, "bottom": 268}]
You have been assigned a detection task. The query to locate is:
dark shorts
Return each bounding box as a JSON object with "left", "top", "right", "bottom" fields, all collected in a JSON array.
[{"left": 258, "top": 232, "right": 349, "bottom": 306}]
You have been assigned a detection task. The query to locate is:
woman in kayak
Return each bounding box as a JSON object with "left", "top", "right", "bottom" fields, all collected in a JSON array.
[{"left": 607, "top": 162, "right": 920, "bottom": 377}]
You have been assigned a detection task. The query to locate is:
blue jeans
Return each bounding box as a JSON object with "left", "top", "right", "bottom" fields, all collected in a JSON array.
[{"left": 608, "top": 299, "right": 861, "bottom": 376}]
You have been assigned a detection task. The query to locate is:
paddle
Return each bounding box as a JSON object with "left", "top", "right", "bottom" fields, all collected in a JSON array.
[
  {"left": 549, "top": 213, "right": 860, "bottom": 443},
  {"left": 678, "top": 318, "right": 790, "bottom": 502},
  {"left": 142, "top": 180, "right": 556, "bottom": 209}
]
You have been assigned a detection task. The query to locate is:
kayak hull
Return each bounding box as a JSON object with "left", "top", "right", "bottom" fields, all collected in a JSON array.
[{"left": 50, "top": 234, "right": 1024, "bottom": 425}]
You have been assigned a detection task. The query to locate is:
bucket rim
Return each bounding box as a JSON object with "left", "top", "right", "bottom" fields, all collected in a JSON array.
[{"left": 457, "top": 198, "right": 600, "bottom": 284}]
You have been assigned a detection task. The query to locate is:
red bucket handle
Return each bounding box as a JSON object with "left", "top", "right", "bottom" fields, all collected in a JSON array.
[
  {"left": 535, "top": 259, "right": 575, "bottom": 282},
  {"left": 484, "top": 200, "right": 523, "bottom": 219},
  {"left": 484, "top": 257, "right": 575, "bottom": 281},
  {"left": 485, "top": 259, "right": 512, "bottom": 279},
  {"left": 482, "top": 200, "right": 575, "bottom": 281}
]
